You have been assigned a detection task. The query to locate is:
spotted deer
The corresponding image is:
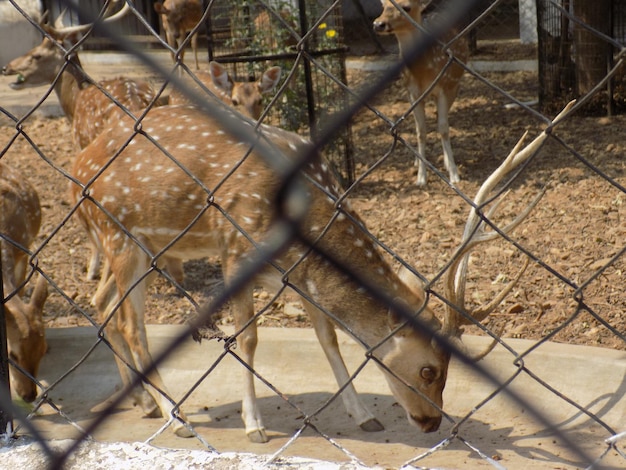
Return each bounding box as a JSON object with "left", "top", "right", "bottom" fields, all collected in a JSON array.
[
  {"left": 373, "top": 0, "right": 469, "bottom": 186},
  {"left": 69, "top": 95, "right": 572, "bottom": 440},
  {"left": 168, "top": 61, "right": 282, "bottom": 119},
  {"left": 154, "top": 0, "right": 204, "bottom": 70},
  {"left": 1, "top": 163, "right": 49, "bottom": 403}
]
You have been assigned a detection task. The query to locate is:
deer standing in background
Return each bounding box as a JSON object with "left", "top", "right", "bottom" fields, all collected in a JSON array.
[
  {"left": 154, "top": 0, "right": 203, "bottom": 70},
  {"left": 68, "top": 91, "right": 572, "bottom": 441},
  {"left": 168, "top": 61, "right": 282, "bottom": 119},
  {"left": 373, "top": 0, "right": 468, "bottom": 186},
  {"left": 1, "top": 163, "right": 49, "bottom": 404}
]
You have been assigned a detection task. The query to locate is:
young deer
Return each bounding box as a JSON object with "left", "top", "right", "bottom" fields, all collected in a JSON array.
[
  {"left": 68, "top": 96, "right": 572, "bottom": 441},
  {"left": 154, "top": 0, "right": 204, "bottom": 70},
  {"left": 1, "top": 163, "right": 49, "bottom": 403},
  {"left": 373, "top": 0, "right": 468, "bottom": 186},
  {"left": 168, "top": 61, "right": 282, "bottom": 119}
]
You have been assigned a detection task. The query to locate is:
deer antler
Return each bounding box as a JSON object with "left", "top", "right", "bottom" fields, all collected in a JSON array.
[
  {"left": 48, "top": 0, "right": 131, "bottom": 37},
  {"left": 443, "top": 100, "right": 576, "bottom": 340}
]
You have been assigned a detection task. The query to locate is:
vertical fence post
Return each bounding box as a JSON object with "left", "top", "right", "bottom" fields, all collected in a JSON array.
[{"left": 0, "top": 253, "right": 13, "bottom": 436}]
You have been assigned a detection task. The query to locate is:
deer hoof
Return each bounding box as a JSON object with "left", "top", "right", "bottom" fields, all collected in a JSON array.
[
  {"left": 133, "top": 391, "right": 161, "bottom": 418},
  {"left": 174, "top": 423, "right": 194, "bottom": 438},
  {"left": 360, "top": 418, "right": 385, "bottom": 432},
  {"left": 143, "top": 406, "right": 162, "bottom": 419},
  {"left": 247, "top": 428, "right": 269, "bottom": 443}
]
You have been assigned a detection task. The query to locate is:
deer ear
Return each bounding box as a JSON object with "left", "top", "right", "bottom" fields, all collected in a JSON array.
[
  {"left": 259, "top": 66, "right": 282, "bottom": 93},
  {"left": 209, "top": 61, "right": 234, "bottom": 94}
]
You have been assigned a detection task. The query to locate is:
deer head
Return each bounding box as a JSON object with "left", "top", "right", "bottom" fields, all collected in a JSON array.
[
  {"left": 2, "top": 1, "right": 132, "bottom": 96},
  {"left": 207, "top": 61, "right": 282, "bottom": 119},
  {"left": 373, "top": 0, "right": 426, "bottom": 36},
  {"left": 154, "top": 0, "right": 203, "bottom": 69},
  {"left": 4, "top": 275, "right": 49, "bottom": 403}
]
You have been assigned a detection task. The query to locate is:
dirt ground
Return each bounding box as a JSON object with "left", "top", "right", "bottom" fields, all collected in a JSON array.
[{"left": 1, "top": 37, "right": 626, "bottom": 357}]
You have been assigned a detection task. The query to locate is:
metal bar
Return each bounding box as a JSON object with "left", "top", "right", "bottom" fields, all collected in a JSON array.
[{"left": 0, "top": 247, "right": 13, "bottom": 437}]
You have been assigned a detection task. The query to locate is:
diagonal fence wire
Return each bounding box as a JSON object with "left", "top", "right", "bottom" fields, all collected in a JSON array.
[{"left": 0, "top": 0, "right": 625, "bottom": 468}]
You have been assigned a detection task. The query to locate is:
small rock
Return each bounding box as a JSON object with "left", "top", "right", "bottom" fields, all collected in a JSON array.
[{"left": 284, "top": 302, "right": 305, "bottom": 317}]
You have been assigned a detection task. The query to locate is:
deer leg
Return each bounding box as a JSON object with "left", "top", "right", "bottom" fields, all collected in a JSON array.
[
  {"left": 191, "top": 32, "right": 199, "bottom": 70},
  {"left": 235, "top": 288, "right": 269, "bottom": 443},
  {"left": 437, "top": 93, "right": 459, "bottom": 184},
  {"left": 410, "top": 101, "right": 428, "bottom": 187},
  {"left": 165, "top": 31, "right": 178, "bottom": 65},
  {"left": 230, "top": 282, "right": 267, "bottom": 443},
  {"left": 87, "top": 245, "right": 101, "bottom": 281},
  {"left": 95, "top": 271, "right": 159, "bottom": 418},
  {"left": 302, "top": 299, "right": 384, "bottom": 432},
  {"left": 91, "top": 257, "right": 112, "bottom": 306},
  {"left": 107, "top": 247, "right": 193, "bottom": 438},
  {"left": 162, "top": 256, "right": 184, "bottom": 285}
]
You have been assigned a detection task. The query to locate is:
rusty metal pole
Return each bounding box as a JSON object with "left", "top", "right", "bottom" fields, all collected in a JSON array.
[{"left": 0, "top": 252, "right": 13, "bottom": 437}]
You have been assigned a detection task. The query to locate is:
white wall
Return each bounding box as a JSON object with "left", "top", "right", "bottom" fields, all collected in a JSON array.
[
  {"left": 519, "top": 0, "right": 538, "bottom": 44},
  {"left": 0, "top": 0, "right": 43, "bottom": 66}
]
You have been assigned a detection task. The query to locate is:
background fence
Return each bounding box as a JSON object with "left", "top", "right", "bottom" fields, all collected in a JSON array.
[{"left": 1, "top": 0, "right": 626, "bottom": 468}]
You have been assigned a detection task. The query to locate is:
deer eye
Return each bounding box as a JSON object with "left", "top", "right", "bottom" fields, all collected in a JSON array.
[
  {"left": 402, "top": 5, "right": 411, "bottom": 13},
  {"left": 420, "top": 367, "right": 436, "bottom": 383}
]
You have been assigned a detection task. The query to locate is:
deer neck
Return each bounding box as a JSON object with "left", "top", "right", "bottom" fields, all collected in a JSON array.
[
  {"left": 55, "top": 54, "right": 90, "bottom": 122},
  {"left": 395, "top": 26, "right": 429, "bottom": 62},
  {"left": 285, "top": 225, "right": 421, "bottom": 350}
]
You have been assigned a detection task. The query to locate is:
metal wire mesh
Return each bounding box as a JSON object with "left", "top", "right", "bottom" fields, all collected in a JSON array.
[
  {"left": 537, "top": 0, "right": 626, "bottom": 115},
  {"left": 0, "top": 0, "right": 625, "bottom": 468}
]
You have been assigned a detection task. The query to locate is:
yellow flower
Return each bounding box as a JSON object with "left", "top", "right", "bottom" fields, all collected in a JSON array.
[
  {"left": 319, "top": 23, "right": 327, "bottom": 29},
  {"left": 326, "top": 29, "right": 337, "bottom": 39}
]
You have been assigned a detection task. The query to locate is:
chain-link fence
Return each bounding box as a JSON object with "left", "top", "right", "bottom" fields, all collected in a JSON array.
[{"left": 1, "top": 0, "right": 626, "bottom": 468}]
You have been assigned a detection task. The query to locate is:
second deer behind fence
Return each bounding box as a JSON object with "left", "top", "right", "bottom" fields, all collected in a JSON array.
[{"left": 374, "top": 0, "right": 468, "bottom": 186}]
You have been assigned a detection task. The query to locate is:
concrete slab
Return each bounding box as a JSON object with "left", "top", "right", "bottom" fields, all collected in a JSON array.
[{"left": 7, "top": 326, "right": 626, "bottom": 469}]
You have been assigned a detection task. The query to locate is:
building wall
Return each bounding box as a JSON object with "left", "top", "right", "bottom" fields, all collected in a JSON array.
[{"left": 0, "top": 0, "right": 43, "bottom": 65}]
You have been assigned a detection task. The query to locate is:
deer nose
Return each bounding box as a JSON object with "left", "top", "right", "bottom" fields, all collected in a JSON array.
[
  {"left": 413, "top": 414, "right": 442, "bottom": 433},
  {"left": 373, "top": 21, "right": 390, "bottom": 33},
  {"left": 19, "top": 386, "right": 37, "bottom": 403}
]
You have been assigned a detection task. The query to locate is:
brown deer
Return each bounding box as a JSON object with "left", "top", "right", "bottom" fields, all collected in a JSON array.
[
  {"left": 89, "top": 61, "right": 282, "bottom": 307},
  {"left": 373, "top": 0, "right": 468, "bottom": 186},
  {"left": 68, "top": 96, "right": 573, "bottom": 441},
  {"left": 1, "top": 162, "right": 49, "bottom": 404},
  {"left": 154, "top": 0, "right": 204, "bottom": 70},
  {"left": 168, "top": 61, "right": 282, "bottom": 119}
]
